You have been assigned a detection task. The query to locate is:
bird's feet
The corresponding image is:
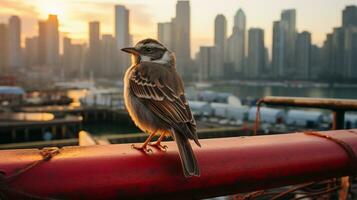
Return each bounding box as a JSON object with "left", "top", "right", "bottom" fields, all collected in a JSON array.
[
  {"left": 131, "top": 144, "right": 153, "bottom": 154},
  {"left": 149, "top": 142, "right": 168, "bottom": 152}
]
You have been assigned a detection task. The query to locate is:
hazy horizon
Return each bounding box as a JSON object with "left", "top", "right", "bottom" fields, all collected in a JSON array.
[{"left": 0, "top": 0, "right": 356, "bottom": 56}]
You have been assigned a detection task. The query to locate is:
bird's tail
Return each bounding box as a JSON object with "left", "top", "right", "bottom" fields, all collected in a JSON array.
[{"left": 172, "top": 129, "right": 200, "bottom": 177}]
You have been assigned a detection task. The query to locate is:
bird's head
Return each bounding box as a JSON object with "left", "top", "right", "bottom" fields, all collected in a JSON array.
[{"left": 121, "top": 38, "right": 175, "bottom": 67}]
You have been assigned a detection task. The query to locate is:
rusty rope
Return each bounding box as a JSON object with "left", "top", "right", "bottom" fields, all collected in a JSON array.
[{"left": 0, "top": 147, "right": 60, "bottom": 200}]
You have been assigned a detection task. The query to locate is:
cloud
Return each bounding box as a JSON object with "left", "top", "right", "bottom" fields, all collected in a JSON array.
[{"left": 0, "top": 0, "right": 38, "bottom": 17}]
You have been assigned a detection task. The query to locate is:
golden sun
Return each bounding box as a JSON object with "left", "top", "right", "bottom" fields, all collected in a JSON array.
[{"left": 36, "top": 0, "right": 67, "bottom": 19}]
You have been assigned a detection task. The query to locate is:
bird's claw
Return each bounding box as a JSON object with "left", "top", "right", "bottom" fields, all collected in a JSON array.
[
  {"left": 131, "top": 144, "right": 153, "bottom": 154},
  {"left": 149, "top": 143, "right": 168, "bottom": 152}
]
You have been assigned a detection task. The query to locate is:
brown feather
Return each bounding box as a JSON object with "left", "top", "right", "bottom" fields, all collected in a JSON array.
[{"left": 129, "top": 62, "right": 199, "bottom": 146}]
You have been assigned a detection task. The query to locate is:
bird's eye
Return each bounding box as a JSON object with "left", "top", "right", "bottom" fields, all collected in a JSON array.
[{"left": 144, "top": 47, "right": 153, "bottom": 52}]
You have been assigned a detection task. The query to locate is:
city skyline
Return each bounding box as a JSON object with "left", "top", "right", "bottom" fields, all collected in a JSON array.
[
  {"left": 0, "top": 0, "right": 355, "bottom": 56},
  {"left": 0, "top": 1, "right": 356, "bottom": 83}
]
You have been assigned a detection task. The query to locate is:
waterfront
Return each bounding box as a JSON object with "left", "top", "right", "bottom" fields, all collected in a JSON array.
[{"left": 210, "top": 82, "right": 357, "bottom": 100}]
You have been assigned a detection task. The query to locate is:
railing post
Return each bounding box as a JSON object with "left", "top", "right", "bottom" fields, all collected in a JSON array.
[{"left": 332, "top": 110, "right": 345, "bottom": 130}]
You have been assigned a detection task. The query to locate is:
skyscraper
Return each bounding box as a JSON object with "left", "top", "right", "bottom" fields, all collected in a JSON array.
[
  {"left": 272, "top": 20, "right": 286, "bottom": 78},
  {"left": 38, "top": 20, "right": 47, "bottom": 66},
  {"left": 331, "top": 27, "right": 345, "bottom": 78},
  {"left": 175, "top": 0, "right": 191, "bottom": 78},
  {"left": 310, "top": 45, "right": 322, "bottom": 80},
  {"left": 115, "top": 5, "right": 130, "bottom": 49},
  {"left": 344, "top": 27, "right": 357, "bottom": 79},
  {"left": 321, "top": 34, "right": 334, "bottom": 78},
  {"left": 88, "top": 21, "right": 101, "bottom": 77},
  {"left": 46, "top": 15, "right": 59, "bottom": 66},
  {"left": 0, "top": 24, "right": 9, "bottom": 72},
  {"left": 214, "top": 14, "right": 227, "bottom": 79},
  {"left": 8, "top": 16, "right": 21, "bottom": 68},
  {"left": 62, "top": 37, "right": 72, "bottom": 77},
  {"left": 196, "top": 46, "right": 216, "bottom": 81},
  {"left": 101, "top": 34, "right": 118, "bottom": 78},
  {"left": 115, "top": 5, "right": 130, "bottom": 77},
  {"left": 342, "top": 5, "right": 357, "bottom": 28},
  {"left": 227, "top": 9, "right": 246, "bottom": 75},
  {"left": 295, "top": 31, "right": 311, "bottom": 79},
  {"left": 214, "top": 15, "right": 227, "bottom": 56},
  {"left": 281, "top": 9, "right": 297, "bottom": 76},
  {"left": 24, "top": 37, "right": 38, "bottom": 68},
  {"left": 158, "top": 22, "right": 173, "bottom": 50},
  {"left": 247, "top": 28, "right": 265, "bottom": 78}
]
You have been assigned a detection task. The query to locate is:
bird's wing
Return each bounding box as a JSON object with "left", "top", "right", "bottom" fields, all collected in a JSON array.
[{"left": 129, "top": 62, "right": 200, "bottom": 146}]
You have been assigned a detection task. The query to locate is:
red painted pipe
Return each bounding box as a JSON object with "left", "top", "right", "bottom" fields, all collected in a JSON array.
[{"left": 1, "top": 130, "right": 357, "bottom": 199}]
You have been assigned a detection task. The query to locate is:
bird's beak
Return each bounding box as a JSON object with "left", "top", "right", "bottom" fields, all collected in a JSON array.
[{"left": 121, "top": 47, "right": 139, "bottom": 55}]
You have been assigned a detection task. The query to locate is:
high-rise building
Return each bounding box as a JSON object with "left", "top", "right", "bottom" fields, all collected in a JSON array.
[
  {"left": 62, "top": 37, "right": 72, "bottom": 77},
  {"left": 272, "top": 20, "right": 286, "bottom": 79},
  {"left": 310, "top": 45, "right": 322, "bottom": 80},
  {"left": 174, "top": 0, "right": 191, "bottom": 78},
  {"left": 101, "top": 34, "right": 118, "bottom": 78},
  {"left": 227, "top": 9, "right": 246, "bottom": 75},
  {"left": 321, "top": 33, "right": 334, "bottom": 79},
  {"left": 214, "top": 14, "right": 227, "bottom": 79},
  {"left": 331, "top": 27, "right": 345, "bottom": 78},
  {"left": 196, "top": 46, "right": 216, "bottom": 81},
  {"left": 62, "top": 37, "right": 85, "bottom": 79},
  {"left": 214, "top": 15, "right": 227, "bottom": 56},
  {"left": 247, "top": 28, "right": 265, "bottom": 78},
  {"left": 0, "top": 24, "right": 9, "bottom": 72},
  {"left": 24, "top": 37, "right": 38, "bottom": 68},
  {"left": 8, "top": 16, "right": 21, "bottom": 68},
  {"left": 115, "top": 5, "right": 130, "bottom": 49},
  {"left": 115, "top": 5, "right": 130, "bottom": 77},
  {"left": 343, "top": 5, "right": 357, "bottom": 28},
  {"left": 344, "top": 27, "right": 357, "bottom": 79},
  {"left": 46, "top": 15, "right": 59, "bottom": 66},
  {"left": 170, "top": 18, "right": 177, "bottom": 53},
  {"left": 71, "top": 44, "right": 85, "bottom": 79},
  {"left": 264, "top": 47, "right": 270, "bottom": 73},
  {"left": 295, "top": 31, "right": 311, "bottom": 79},
  {"left": 281, "top": 9, "right": 297, "bottom": 76},
  {"left": 158, "top": 22, "right": 173, "bottom": 50},
  {"left": 88, "top": 21, "right": 101, "bottom": 77},
  {"left": 38, "top": 21, "right": 47, "bottom": 65}
]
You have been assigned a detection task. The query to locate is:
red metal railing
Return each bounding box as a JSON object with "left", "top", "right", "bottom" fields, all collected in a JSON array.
[{"left": 1, "top": 129, "right": 357, "bottom": 199}]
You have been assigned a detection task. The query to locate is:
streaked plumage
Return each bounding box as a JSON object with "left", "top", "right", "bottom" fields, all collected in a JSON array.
[{"left": 122, "top": 38, "right": 201, "bottom": 177}]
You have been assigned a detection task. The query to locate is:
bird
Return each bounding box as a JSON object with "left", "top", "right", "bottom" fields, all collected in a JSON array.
[{"left": 121, "top": 38, "right": 201, "bottom": 177}]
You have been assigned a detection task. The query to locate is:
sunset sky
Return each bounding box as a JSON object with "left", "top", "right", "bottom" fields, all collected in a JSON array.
[{"left": 0, "top": 0, "right": 356, "bottom": 56}]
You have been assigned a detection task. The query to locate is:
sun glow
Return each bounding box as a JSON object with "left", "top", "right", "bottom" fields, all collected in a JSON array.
[{"left": 36, "top": 0, "right": 67, "bottom": 19}]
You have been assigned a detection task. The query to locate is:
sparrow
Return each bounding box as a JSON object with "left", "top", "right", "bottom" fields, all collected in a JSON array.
[{"left": 121, "top": 38, "right": 201, "bottom": 177}]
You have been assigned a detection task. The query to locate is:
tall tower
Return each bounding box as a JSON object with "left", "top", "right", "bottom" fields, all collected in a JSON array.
[
  {"left": 0, "top": 24, "right": 9, "bottom": 72},
  {"left": 101, "top": 34, "right": 118, "bottom": 78},
  {"left": 227, "top": 9, "right": 246, "bottom": 76},
  {"left": 24, "top": 37, "right": 38, "bottom": 68},
  {"left": 214, "top": 15, "right": 227, "bottom": 55},
  {"left": 46, "top": 15, "right": 59, "bottom": 67},
  {"left": 295, "top": 31, "right": 311, "bottom": 79},
  {"left": 88, "top": 21, "right": 101, "bottom": 77},
  {"left": 175, "top": 0, "right": 191, "bottom": 78},
  {"left": 158, "top": 22, "right": 173, "bottom": 50},
  {"left": 8, "top": 16, "right": 21, "bottom": 68},
  {"left": 272, "top": 20, "right": 286, "bottom": 78},
  {"left": 196, "top": 46, "right": 216, "bottom": 81},
  {"left": 343, "top": 5, "right": 357, "bottom": 28},
  {"left": 214, "top": 14, "right": 227, "bottom": 79},
  {"left": 281, "top": 9, "right": 297, "bottom": 75},
  {"left": 115, "top": 5, "right": 130, "bottom": 77},
  {"left": 247, "top": 28, "right": 265, "bottom": 78},
  {"left": 38, "top": 20, "right": 47, "bottom": 66}
]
